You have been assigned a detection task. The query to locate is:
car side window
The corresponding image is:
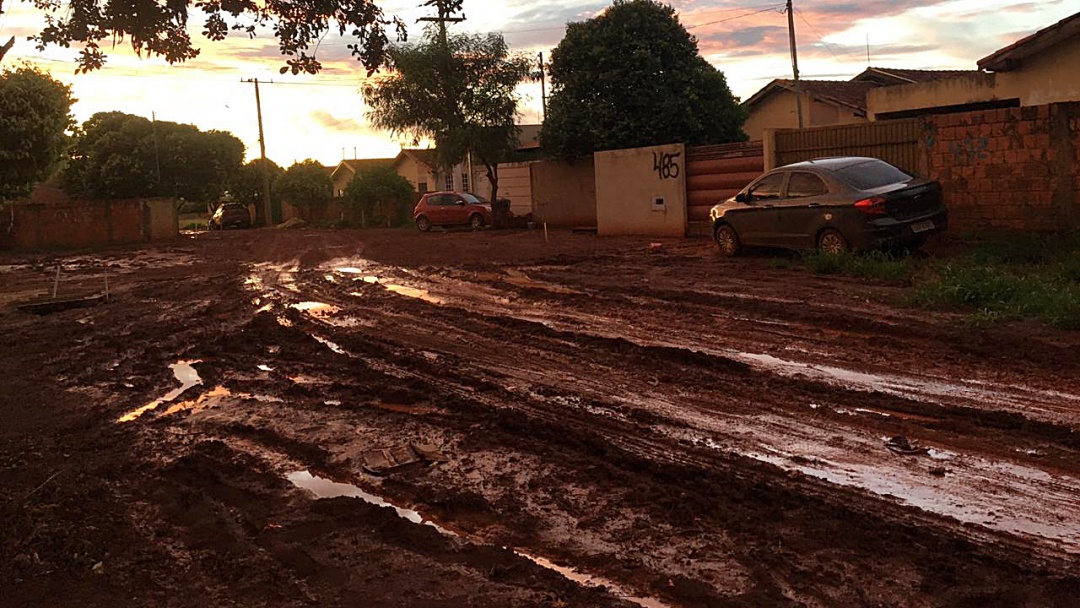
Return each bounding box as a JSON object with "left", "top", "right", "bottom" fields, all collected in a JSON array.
[
  {"left": 786, "top": 172, "right": 828, "bottom": 198},
  {"left": 748, "top": 172, "right": 784, "bottom": 201},
  {"left": 431, "top": 194, "right": 449, "bottom": 206}
]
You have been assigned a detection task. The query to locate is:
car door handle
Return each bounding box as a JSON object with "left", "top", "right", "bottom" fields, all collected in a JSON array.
[{"left": 807, "top": 203, "right": 820, "bottom": 208}]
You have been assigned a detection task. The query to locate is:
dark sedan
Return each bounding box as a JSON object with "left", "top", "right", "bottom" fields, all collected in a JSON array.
[{"left": 709, "top": 157, "right": 947, "bottom": 255}]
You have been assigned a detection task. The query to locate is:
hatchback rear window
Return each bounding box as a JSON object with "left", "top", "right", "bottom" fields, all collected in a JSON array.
[{"left": 833, "top": 160, "right": 912, "bottom": 190}]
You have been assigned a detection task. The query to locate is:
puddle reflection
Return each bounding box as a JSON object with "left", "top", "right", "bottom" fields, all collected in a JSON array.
[
  {"left": 287, "top": 470, "right": 670, "bottom": 607},
  {"left": 118, "top": 360, "right": 202, "bottom": 422}
]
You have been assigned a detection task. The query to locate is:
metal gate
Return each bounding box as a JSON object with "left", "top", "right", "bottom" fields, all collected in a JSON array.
[{"left": 685, "top": 142, "right": 764, "bottom": 235}]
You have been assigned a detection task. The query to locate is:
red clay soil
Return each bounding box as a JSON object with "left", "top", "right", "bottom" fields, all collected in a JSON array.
[{"left": 2, "top": 227, "right": 1079, "bottom": 607}]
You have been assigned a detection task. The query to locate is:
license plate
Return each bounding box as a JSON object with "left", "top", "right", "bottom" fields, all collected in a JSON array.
[{"left": 911, "top": 220, "right": 934, "bottom": 233}]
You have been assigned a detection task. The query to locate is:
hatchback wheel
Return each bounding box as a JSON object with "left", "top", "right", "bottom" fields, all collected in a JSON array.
[
  {"left": 817, "top": 229, "right": 850, "bottom": 255},
  {"left": 713, "top": 224, "right": 741, "bottom": 257},
  {"left": 416, "top": 216, "right": 432, "bottom": 232},
  {"left": 469, "top": 214, "right": 485, "bottom": 229}
]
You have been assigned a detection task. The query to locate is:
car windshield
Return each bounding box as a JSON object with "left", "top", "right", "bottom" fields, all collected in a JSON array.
[
  {"left": 461, "top": 193, "right": 485, "bottom": 204},
  {"left": 833, "top": 160, "right": 913, "bottom": 190}
]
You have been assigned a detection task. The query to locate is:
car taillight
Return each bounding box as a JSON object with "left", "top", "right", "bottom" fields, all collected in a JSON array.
[{"left": 854, "top": 196, "right": 887, "bottom": 215}]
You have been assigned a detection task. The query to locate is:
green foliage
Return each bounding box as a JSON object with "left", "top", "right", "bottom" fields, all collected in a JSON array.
[
  {"left": 362, "top": 29, "right": 531, "bottom": 182},
  {"left": 910, "top": 265, "right": 1080, "bottom": 329},
  {"left": 541, "top": 0, "right": 747, "bottom": 159},
  {"left": 343, "top": 165, "right": 415, "bottom": 227},
  {"left": 275, "top": 160, "right": 332, "bottom": 213},
  {"left": 27, "top": 0, "right": 404, "bottom": 75},
  {"left": 906, "top": 234, "right": 1080, "bottom": 329},
  {"left": 803, "top": 250, "right": 914, "bottom": 282},
  {"left": 62, "top": 111, "right": 244, "bottom": 202},
  {"left": 0, "top": 64, "right": 74, "bottom": 201},
  {"left": 230, "top": 158, "right": 284, "bottom": 204}
]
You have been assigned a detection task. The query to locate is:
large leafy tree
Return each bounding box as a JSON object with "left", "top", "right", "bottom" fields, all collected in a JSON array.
[
  {"left": 0, "top": 64, "right": 74, "bottom": 201},
  {"left": 230, "top": 158, "right": 283, "bottom": 222},
  {"left": 542, "top": 0, "right": 747, "bottom": 159},
  {"left": 275, "top": 160, "right": 332, "bottom": 219},
  {"left": 362, "top": 29, "right": 531, "bottom": 202},
  {"left": 11, "top": 0, "right": 405, "bottom": 74},
  {"left": 62, "top": 111, "right": 244, "bottom": 201},
  {"left": 343, "top": 164, "right": 415, "bottom": 227}
]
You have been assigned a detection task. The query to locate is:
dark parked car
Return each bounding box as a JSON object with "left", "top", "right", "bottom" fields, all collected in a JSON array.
[
  {"left": 413, "top": 192, "right": 492, "bottom": 231},
  {"left": 209, "top": 202, "right": 252, "bottom": 230},
  {"left": 710, "top": 157, "right": 947, "bottom": 255}
]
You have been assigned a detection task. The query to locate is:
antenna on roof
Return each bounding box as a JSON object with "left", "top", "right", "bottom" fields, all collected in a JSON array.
[{"left": 866, "top": 33, "right": 870, "bottom": 66}]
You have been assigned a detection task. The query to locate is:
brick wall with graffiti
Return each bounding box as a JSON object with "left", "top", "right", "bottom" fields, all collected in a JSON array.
[{"left": 923, "top": 103, "right": 1078, "bottom": 233}]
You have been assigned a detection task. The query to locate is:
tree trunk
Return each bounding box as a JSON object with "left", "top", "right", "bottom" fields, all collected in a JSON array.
[{"left": 0, "top": 37, "right": 14, "bottom": 63}]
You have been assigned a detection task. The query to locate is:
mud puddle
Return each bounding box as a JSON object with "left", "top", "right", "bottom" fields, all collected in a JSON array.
[
  {"left": 118, "top": 360, "right": 203, "bottom": 422},
  {"left": 287, "top": 471, "right": 669, "bottom": 607}
]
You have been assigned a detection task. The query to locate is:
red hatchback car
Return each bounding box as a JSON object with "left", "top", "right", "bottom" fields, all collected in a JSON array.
[{"left": 413, "top": 191, "right": 492, "bottom": 231}]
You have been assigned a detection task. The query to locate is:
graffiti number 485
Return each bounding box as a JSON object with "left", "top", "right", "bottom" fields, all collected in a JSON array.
[{"left": 653, "top": 152, "right": 681, "bottom": 180}]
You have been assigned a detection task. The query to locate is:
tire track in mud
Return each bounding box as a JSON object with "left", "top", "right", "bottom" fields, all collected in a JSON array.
[
  {"left": 271, "top": 260, "right": 1080, "bottom": 559},
  {"left": 197, "top": 258, "right": 1080, "bottom": 604}
]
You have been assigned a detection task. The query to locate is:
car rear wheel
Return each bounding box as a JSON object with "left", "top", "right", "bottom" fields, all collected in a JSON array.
[
  {"left": 416, "top": 216, "right": 432, "bottom": 232},
  {"left": 713, "top": 224, "right": 741, "bottom": 257},
  {"left": 469, "top": 214, "right": 485, "bottom": 229},
  {"left": 817, "top": 229, "right": 850, "bottom": 255}
]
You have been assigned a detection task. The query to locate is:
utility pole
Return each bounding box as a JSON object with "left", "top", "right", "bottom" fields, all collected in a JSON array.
[
  {"left": 786, "top": 0, "right": 804, "bottom": 130},
  {"left": 538, "top": 52, "right": 547, "bottom": 123},
  {"left": 242, "top": 78, "right": 274, "bottom": 226},
  {"left": 417, "top": 0, "right": 465, "bottom": 52},
  {"left": 150, "top": 111, "right": 162, "bottom": 193}
]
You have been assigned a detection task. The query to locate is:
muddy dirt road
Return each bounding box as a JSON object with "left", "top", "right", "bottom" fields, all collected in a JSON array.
[{"left": 2, "top": 228, "right": 1079, "bottom": 607}]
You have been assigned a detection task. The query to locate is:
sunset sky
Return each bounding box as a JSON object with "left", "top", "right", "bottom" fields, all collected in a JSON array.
[{"left": 2, "top": 0, "right": 1074, "bottom": 167}]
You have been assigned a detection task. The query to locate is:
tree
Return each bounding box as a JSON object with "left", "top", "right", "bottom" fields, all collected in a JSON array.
[
  {"left": 541, "top": 0, "right": 747, "bottom": 159},
  {"left": 362, "top": 29, "right": 531, "bottom": 203},
  {"left": 62, "top": 112, "right": 244, "bottom": 201},
  {"left": 275, "top": 160, "right": 332, "bottom": 220},
  {"left": 343, "top": 165, "right": 415, "bottom": 227},
  {"left": 0, "top": 64, "right": 74, "bottom": 201},
  {"left": 16, "top": 0, "right": 405, "bottom": 74},
  {"left": 230, "top": 158, "right": 284, "bottom": 219}
]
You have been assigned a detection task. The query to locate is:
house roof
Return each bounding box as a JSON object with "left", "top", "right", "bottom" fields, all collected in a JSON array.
[
  {"left": 330, "top": 157, "right": 395, "bottom": 181},
  {"left": 744, "top": 79, "right": 879, "bottom": 114},
  {"left": 852, "top": 67, "right": 981, "bottom": 86},
  {"left": 978, "top": 10, "right": 1080, "bottom": 72}
]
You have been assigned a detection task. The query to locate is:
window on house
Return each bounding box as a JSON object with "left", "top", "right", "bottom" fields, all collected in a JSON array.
[
  {"left": 444, "top": 173, "right": 454, "bottom": 191},
  {"left": 418, "top": 182, "right": 428, "bottom": 194},
  {"left": 461, "top": 171, "right": 469, "bottom": 193}
]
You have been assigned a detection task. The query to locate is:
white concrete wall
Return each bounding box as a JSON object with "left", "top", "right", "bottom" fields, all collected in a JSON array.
[{"left": 595, "top": 143, "right": 687, "bottom": 237}]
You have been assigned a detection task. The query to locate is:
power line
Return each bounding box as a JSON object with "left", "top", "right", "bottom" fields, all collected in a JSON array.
[
  {"left": 793, "top": 7, "right": 860, "bottom": 65},
  {"left": 682, "top": 4, "right": 786, "bottom": 29}
]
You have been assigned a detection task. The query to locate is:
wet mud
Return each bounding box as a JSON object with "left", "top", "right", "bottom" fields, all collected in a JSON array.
[{"left": 2, "top": 228, "right": 1079, "bottom": 607}]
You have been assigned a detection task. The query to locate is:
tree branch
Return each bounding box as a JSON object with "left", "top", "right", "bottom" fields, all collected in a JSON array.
[{"left": 0, "top": 37, "right": 13, "bottom": 63}]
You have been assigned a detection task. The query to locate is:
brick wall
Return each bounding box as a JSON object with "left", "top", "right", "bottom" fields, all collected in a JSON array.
[
  {"left": 923, "top": 103, "right": 1078, "bottom": 233},
  {"left": 0, "top": 198, "right": 179, "bottom": 250}
]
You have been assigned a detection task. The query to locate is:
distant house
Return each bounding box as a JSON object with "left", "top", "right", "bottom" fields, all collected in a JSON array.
[
  {"left": 867, "top": 11, "right": 1080, "bottom": 119},
  {"left": 741, "top": 79, "right": 879, "bottom": 141},
  {"left": 741, "top": 69, "right": 980, "bottom": 140},
  {"left": 329, "top": 158, "right": 396, "bottom": 197}
]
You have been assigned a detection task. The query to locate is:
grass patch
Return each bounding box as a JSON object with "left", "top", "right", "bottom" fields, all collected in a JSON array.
[
  {"left": 797, "top": 232, "right": 1080, "bottom": 329},
  {"left": 803, "top": 250, "right": 914, "bottom": 282},
  {"left": 908, "top": 233, "right": 1080, "bottom": 329}
]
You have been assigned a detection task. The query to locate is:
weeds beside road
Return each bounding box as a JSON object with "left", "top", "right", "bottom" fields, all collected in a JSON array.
[{"left": 803, "top": 233, "right": 1080, "bottom": 329}]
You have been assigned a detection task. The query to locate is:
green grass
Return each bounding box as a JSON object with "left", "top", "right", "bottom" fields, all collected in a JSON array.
[
  {"left": 803, "top": 250, "right": 915, "bottom": 282},
  {"left": 798, "top": 233, "right": 1080, "bottom": 329}
]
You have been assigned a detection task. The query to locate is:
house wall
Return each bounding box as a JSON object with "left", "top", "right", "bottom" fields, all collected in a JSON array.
[
  {"left": 0, "top": 198, "right": 179, "bottom": 250},
  {"left": 868, "top": 37, "right": 1080, "bottom": 118},
  {"left": 743, "top": 90, "right": 867, "bottom": 140},
  {"left": 395, "top": 156, "right": 436, "bottom": 194},
  {"left": 332, "top": 168, "right": 354, "bottom": 198},
  {"left": 595, "top": 143, "right": 687, "bottom": 237},
  {"left": 530, "top": 158, "right": 597, "bottom": 227},
  {"left": 473, "top": 162, "right": 534, "bottom": 216}
]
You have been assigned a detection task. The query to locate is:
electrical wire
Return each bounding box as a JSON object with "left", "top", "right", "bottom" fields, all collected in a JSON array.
[{"left": 686, "top": 4, "right": 786, "bottom": 30}]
